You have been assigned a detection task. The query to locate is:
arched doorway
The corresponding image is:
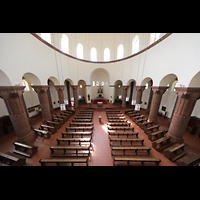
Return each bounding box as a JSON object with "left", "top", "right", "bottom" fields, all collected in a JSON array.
[
  {"left": 114, "top": 80, "right": 123, "bottom": 105},
  {"left": 78, "top": 80, "right": 86, "bottom": 104},
  {"left": 90, "top": 68, "right": 110, "bottom": 100},
  {"left": 64, "top": 79, "right": 74, "bottom": 106}
]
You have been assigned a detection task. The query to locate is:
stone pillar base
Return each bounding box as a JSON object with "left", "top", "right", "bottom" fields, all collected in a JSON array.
[
  {"left": 16, "top": 130, "right": 35, "bottom": 143},
  {"left": 166, "top": 132, "right": 184, "bottom": 144}
]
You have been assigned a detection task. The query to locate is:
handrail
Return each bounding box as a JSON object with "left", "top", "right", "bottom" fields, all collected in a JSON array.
[{"left": 30, "top": 33, "right": 172, "bottom": 64}]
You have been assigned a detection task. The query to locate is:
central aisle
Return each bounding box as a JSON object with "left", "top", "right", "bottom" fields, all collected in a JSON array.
[{"left": 88, "top": 111, "right": 113, "bottom": 166}]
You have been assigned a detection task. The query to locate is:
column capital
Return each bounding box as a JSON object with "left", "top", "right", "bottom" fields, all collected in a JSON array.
[
  {"left": 0, "top": 86, "right": 25, "bottom": 99},
  {"left": 151, "top": 86, "right": 169, "bottom": 95},
  {"left": 175, "top": 87, "right": 200, "bottom": 100},
  {"left": 31, "top": 85, "right": 49, "bottom": 93},
  {"left": 55, "top": 85, "right": 65, "bottom": 91},
  {"left": 122, "top": 86, "right": 129, "bottom": 90},
  {"left": 136, "top": 85, "right": 145, "bottom": 92},
  {"left": 71, "top": 85, "right": 78, "bottom": 90}
]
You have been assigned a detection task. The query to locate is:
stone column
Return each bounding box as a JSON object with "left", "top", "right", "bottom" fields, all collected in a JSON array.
[
  {"left": 66, "top": 81, "right": 71, "bottom": 106},
  {"left": 32, "top": 85, "right": 52, "bottom": 124},
  {"left": 0, "top": 86, "right": 35, "bottom": 143},
  {"left": 167, "top": 87, "right": 200, "bottom": 143},
  {"left": 136, "top": 86, "right": 145, "bottom": 104},
  {"left": 55, "top": 85, "right": 65, "bottom": 104},
  {"left": 85, "top": 85, "right": 91, "bottom": 104},
  {"left": 148, "top": 86, "right": 168, "bottom": 124},
  {"left": 71, "top": 85, "right": 78, "bottom": 108},
  {"left": 122, "top": 86, "right": 128, "bottom": 108},
  {"left": 47, "top": 87, "right": 54, "bottom": 112}
]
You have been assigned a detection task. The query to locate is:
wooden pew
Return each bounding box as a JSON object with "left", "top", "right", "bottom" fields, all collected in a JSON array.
[
  {"left": 139, "top": 121, "right": 153, "bottom": 129},
  {"left": 144, "top": 125, "right": 160, "bottom": 134},
  {"left": 62, "top": 131, "right": 93, "bottom": 138},
  {"left": 75, "top": 116, "right": 93, "bottom": 119},
  {"left": 54, "top": 114, "right": 69, "bottom": 122},
  {"left": 0, "top": 152, "right": 26, "bottom": 166},
  {"left": 124, "top": 109, "right": 133, "bottom": 114},
  {"left": 135, "top": 118, "right": 148, "bottom": 125},
  {"left": 152, "top": 136, "right": 172, "bottom": 151},
  {"left": 107, "top": 122, "right": 131, "bottom": 127},
  {"left": 107, "top": 126, "right": 134, "bottom": 132},
  {"left": 56, "top": 137, "right": 91, "bottom": 145},
  {"left": 108, "top": 119, "right": 127, "bottom": 122},
  {"left": 129, "top": 113, "right": 140, "bottom": 118},
  {"left": 109, "top": 138, "right": 144, "bottom": 146},
  {"left": 72, "top": 119, "right": 92, "bottom": 122},
  {"left": 111, "top": 146, "right": 151, "bottom": 156},
  {"left": 50, "top": 145, "right": 90, "bottom": 156},
  {"left": 66, "top": 126, "right": 93, "bottom": 132},
  {"left": 106, "top": 110, "right": 121, "bottom": 113},
  {"left": 40, "top": 124, "right": 57, "bottom": 134},
  {"left": 34, "top": 129, "right": 51, "bottom": 139},
  {"left": 77, "top": 114, "right": 93, "bottom": 117},
  {"left": 39, "top": 157, "right": 88, "bottom": 166},
  {"left": 79, "top": 110, "right": 93, "bottom": 113},
  {"left": 107, "top": 116, "right": 125, "bottom": 119},
  {"left": 163, "top": 143, "right": 186, "bottom": 161},
  {"left": 69, "top": 122, "right": 93, "bottom": 127},
  {"left": 113, "top": 156, "right": 161, "bottom": 166},
  {"left": 52, "top": 117, "right": 64, "bottom": 125},
  {"left": 176, "top": 153, "right": 200, "bottom": 166},
  {"left": 107, "top": 114, "right": 123, "bottom": 117},
  {"left": 108, "top": 131, "right": 138, "bottom": 138},
  {"left": 148, "top": 130, "right": 166, "bottom": 141},
  {"left": 132, "top": 115, "right": 144, "bottom": 121},
  {"left": 13, "top": 142, "right": 38, "bottom": 158},
  {"left": 47, "top": 121, "right": 60, "bottom": 129}
]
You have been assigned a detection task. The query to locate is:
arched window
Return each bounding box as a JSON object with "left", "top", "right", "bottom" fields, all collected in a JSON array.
[
  {"left": 61, "top": 34, "right": 69, "bottom": 54},
  {"left": 117, "top": 44, "right": 124, "bottom": 59},
  {"left": 77, "top": 43, "right": 83, "bottom": 59},
  {"left": 132, "top": 35, "right": 139, "bottom": 54},
  {"left": 104, "top": 47, "right": 110, "bottom": 61},
  {"left": 41, "top": 33, "right": 51, "bottom": 44},
  {"left": 90, "top": 47, "right": 97, "bottom": 61}
]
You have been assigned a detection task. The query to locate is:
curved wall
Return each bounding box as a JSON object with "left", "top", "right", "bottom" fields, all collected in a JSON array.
[{"left": 0, "top": 33, "right": 200, "bottom": 118}]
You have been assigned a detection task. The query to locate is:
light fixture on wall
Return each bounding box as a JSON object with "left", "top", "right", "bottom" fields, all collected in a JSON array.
[
  {"left": 80, "top": 85, "right": 82, "bottom": 88},
  {"left": 118, "top": 85, "right": 121, "bottom": 88}
]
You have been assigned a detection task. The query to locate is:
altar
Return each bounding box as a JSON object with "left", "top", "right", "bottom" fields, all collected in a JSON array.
[{"left": 97, "top": 102, "right": 103, "bottom": 107}]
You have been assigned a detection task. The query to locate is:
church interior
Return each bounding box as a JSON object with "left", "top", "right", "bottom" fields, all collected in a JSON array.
[{"left": 0, "top": 33, "right": 200, "bottom": 166}]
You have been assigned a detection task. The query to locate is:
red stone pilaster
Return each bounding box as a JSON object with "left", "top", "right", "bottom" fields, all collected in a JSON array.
[
  {"left": 32, "top": 85, "right": 52, "bottom": 124},
  {"left": 0, "top": 86, "right": 35, "bottom": 143},
  {"left": 167, "top": 87, "right": 200, "bottom": 143},
  {"left": 47, "top": 87, "right": 54, "bottom": 112},
  {"left": 122, "top": 86, "right": 128, "bottom": 108},
  {"left": 136, "top": 86, "right": 145, "bottom": 104},
  {"left": 55, "top": 85, "right": 65, "bottom": 104},
  {"left": 71, "top": 85, "right": 78, "bottom": 108},
  {"left": 148, "top": 86, "right": 168, "bottom": 124}
]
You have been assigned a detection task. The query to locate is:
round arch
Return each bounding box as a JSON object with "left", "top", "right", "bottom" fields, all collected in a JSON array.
[
  {"left": 64, "top": 78, "right": 74, "bottom": 86},
  {"left": 141, "top": 77, "right": 153, "bottom": 86},
  {"left": 188, "top": 71, "right": 200, "bottom": 87},
  {"left": 48, "top": 76, "right": 60, "bottom": 85},
  {"left": 23, "top": 72, "right": 41, "bottom": 85},
  {"left": 0, "top": 69, "right": 12, "bottom": 86},
  {"left": 159, "top": 73, "right": 178, "bottom": 86}
]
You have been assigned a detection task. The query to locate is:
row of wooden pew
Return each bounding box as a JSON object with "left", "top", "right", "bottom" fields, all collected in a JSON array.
[
  {"left": 39, "top": 110, "right": 94, "bottom": 166},
  {"left": 126, "top": 109, "right": 200, "bottom": 166},
  {"left": 106, "top": 110, "right": 161, "bottom": 166}
]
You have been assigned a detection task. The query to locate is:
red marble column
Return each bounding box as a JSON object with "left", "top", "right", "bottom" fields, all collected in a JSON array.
[
  {"left": 47, "top": 87, "right": 54, "bottom": 112},
  {"left": 32, "top": 85, "right": 52, "bottom": 124},
  {"left": 0, "top": 86, "right": 35, "bottom": 143},
  {"left": 148, "top": 86, "right": 168, "bottom": 124},
  {"left": 122, "top": 86, "right": 128, "bottom": 108},
  {"left": 55, "top": 85, "right": 65, "bottom": 104},
  {"left": 167, "top": 87, "right": 200, "bottom": 143},
  {"left": 71, "top": 85, "right": 78, "bottom": 108},
  {"left": 136, "top": 86, "right": 145, "bottom": 104}
]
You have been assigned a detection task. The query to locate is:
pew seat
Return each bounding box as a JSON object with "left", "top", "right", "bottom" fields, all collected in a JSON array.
[
  {"left": 144, "top": 125, "right": 160, "bottom": 134},
  {"left": 66, "top": 126, "right": 93, "bottom": 132},
  {"left": 111, "top": 146, "right": 151, "bottom": 155},
  {"left": 107, "top": 126, "right": 134, "bottom": 132},
  {"left": 152, "top": 136, "right": 172, "bottom": 151},
  {"left": 40, "top": 124, "right": 56, "bottom": 134},
  {"left": 69, "top": 122, "right": 93, "bottom": 127},
  {"left": 107, "top": 122, "right": 131, "bottom": 127},
  {"left": 108, "top": 131, "right": 138, "bottom": 138},
  {"left": 34, "top": 129, "right": 51, "bottom": 139},
  {"left": 39, "top": 157, "right": 88, "bottom": 166},
  {"left": 109, "top": 138, "right": 144, "bottom": 146},
  {"left": 62, "top": 131, "right": 93, "bottom": 138},
  {"left": 148, "top": 130, "right": 166, "bottom": 141},
  {"left": 113, "top": 156, "right": 161, "bottom": 166},
  {"left": 56, "top": 137, "right": 91, "bottom": 145}
]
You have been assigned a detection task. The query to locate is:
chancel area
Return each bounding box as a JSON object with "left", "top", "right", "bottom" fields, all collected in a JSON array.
[{"left": 0, "top": 33, "right": 200, "bottom": 166}]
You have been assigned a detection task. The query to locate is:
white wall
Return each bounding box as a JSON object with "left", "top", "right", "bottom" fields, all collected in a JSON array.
[{"left": 1, "top": 33, "right": 200, "bottom": 118}]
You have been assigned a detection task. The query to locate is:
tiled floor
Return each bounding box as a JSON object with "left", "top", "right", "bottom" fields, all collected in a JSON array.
[{"left": 0, "top": 104, "right": 200, "bottom": 166}]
